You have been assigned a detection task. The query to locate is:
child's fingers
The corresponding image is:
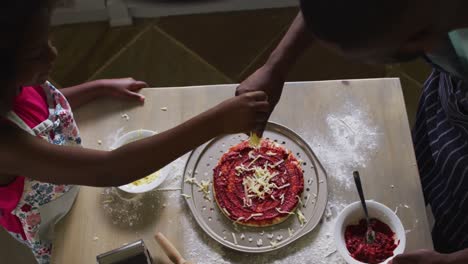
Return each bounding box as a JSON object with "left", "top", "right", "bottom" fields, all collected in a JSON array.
[
  {"left": 125, "top": 90, "right": 146, "bottom": 102},
  {"left": 129, "top": 81, "right": 149, "bottom": 91}
]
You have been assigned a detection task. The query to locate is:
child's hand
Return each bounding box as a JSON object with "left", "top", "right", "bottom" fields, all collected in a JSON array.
[
  {"left": 101, "top": 78, "right": 148, "bottom": 102},
  {"left": 213, "top": 91, "right": 270, "bottom": 134}
]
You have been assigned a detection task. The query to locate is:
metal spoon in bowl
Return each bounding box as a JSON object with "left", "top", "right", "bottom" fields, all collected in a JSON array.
[{"left": 353, "top": 171, "right": 376, "bottom": 244}]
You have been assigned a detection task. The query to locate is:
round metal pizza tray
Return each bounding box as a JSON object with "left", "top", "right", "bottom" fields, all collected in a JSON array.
[{"left": 182, "top": 122, "right": 328, "bottom": 253}]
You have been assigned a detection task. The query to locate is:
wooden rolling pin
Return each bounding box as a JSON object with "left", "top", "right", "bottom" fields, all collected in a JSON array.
[{"left": 154, "top": 232, "right": 194, "bottom": 264}]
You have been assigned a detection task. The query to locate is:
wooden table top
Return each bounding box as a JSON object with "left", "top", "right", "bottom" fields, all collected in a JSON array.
[{"left": 52, "top": 79, "right": 433, "bottom": 263}]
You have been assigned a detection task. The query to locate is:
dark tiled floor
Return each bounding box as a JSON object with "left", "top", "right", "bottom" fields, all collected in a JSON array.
[
  {"left": 157, "top": 8, "right": 298, "bottom": 80},
  {"left": 92, "top": 25, "right": 231, "bottom": 87},
  {"left": 51, "top": 22, "right": 109, "bottom": 86},
  {"left": 51, "top": 19, "right": 155, "bottom": 87}
]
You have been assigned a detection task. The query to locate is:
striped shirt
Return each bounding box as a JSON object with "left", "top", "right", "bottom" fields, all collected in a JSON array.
[{"left": 413, "top": 65, "right": 468, "bottom": 253}]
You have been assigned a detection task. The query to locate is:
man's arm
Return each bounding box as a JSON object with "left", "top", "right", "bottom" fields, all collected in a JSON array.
[
  {"left": 236, "top": 12, "right": 314, "bottom": 135},
  {"left": 448, "top": 248, "right": 468, "bottom": 264},
  {"left": 265, "top": 12, "right": 314, "bottom": 76},
  {"left": 390, "top": 249, "right": 468, "bottom": 264}
]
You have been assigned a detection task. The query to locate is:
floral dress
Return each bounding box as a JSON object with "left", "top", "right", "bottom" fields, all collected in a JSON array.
[{"left": 4, "top": 82, "right": 80, "bottom": 263}]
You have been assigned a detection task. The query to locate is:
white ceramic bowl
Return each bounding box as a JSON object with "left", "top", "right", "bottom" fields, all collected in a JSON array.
[
  {"left": 334, "top": 200, "right": 406, "bottom": 264},
  {"left": 111, "top": 129, "right": 167, "bottom": 194}
]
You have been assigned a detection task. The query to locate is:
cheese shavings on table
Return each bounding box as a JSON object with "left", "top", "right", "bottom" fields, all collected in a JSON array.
[{"left": 130, "top": 171, "right": 160, "bottom": 186}]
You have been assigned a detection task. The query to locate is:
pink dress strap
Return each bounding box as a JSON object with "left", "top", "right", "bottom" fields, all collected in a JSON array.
[{"left": 13, "top": 86, "right": 49, "bottom": 128}]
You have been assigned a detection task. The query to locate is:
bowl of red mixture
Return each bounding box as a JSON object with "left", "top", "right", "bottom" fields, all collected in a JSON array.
[{"left": 334, "top": 201, "right": 406, "bottom": 264}]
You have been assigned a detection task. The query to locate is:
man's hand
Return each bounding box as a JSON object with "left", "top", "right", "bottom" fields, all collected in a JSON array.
[
  {"left": 235, "top": 65, "right": 285, "bottom": 136},
  {"left": 235, "top": 12, "right": 313, "bottom": 136},
  {"left": 101, "top": 78, "right": 148, "bottom": 103},
  {"left": 390, "top": 250, "right": 447, "bottom": 264}
]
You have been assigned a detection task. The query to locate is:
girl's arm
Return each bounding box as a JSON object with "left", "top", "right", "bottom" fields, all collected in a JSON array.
[
  {"left": 0, "top": 92, "right": 269, "bottom": 187},
  {"left": 60, "top": 78, "right": 148, "bottom": 108}
]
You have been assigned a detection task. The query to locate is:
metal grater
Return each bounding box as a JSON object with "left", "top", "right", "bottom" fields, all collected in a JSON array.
[{"left": 97, "top": 240, "right": 153, "bottom": 264}]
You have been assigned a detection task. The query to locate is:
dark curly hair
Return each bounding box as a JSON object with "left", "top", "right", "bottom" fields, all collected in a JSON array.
[
  {"left": 0, "top": 1, "right": 53, "bottom": 112},
  {"left": 299, "top": 0, "right": 408, "bottom": 49}
]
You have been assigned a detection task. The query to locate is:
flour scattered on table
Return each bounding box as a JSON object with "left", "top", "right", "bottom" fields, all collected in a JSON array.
[
  {"left": 101, "top": 188, "right": 144, "bottom": 227},
  {"left": 121, "top": 114, "right": 130, "bottom": 121},
  {"left": 157, "top": 156, "right": 186, "bottom": 200},
  {"left": 404, "top": 218, "right": 419, "bottom": 234},
  {"left": 300, "top": 101, "right": 381, "bottom": 189}
]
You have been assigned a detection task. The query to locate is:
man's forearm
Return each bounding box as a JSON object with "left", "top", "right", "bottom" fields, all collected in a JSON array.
[
  {"left": 265, "top": 12, "right": 314, "bottom": 76},
  {"left": 447, "top": 248, "right": 468, "bottom": 264}
]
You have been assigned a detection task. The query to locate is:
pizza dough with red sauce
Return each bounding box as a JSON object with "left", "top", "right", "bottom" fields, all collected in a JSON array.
[{"left": 213, "top": 139, "right": 304, "bottom": 227}]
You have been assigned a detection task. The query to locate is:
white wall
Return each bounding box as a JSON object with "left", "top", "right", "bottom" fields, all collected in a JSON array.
[
  {"left": 51, "top": 0, "right": 108, "bottom": 25},
  {"left": 51, "top": 0, "right": 298, "bottom": 26}
]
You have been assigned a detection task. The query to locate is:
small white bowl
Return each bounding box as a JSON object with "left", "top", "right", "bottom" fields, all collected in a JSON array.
[
  {"left": 334, "top": 200, "right": 406, "bottom": 264},
  {"left": 111, "top": 129, "right": 167, "bottom": 194}
]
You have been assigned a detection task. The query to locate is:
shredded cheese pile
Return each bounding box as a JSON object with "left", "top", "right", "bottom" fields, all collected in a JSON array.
[
  {"left": 235, "top": 149, "right": 289, "bottom": 208},
  {"left": 249, "top": 132, "right": 261, "bottom": 147},
  {"left": 270, "top": 240, "right": 278, "bottom": 248},
  {"left": 296, "top": 208, "right": 306, "bottom": 226},
  {"left": 198, "top": 180, "right": 211, "bottom": 201},
  {"left": 242, "top": 165, "right": 279, "bottom": 204},
  {"left": 184, "top": 177, "right": 212, "bottom": 201},
  {"left": 275, "top": 207, "right": 295, "bottom": 215}
]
